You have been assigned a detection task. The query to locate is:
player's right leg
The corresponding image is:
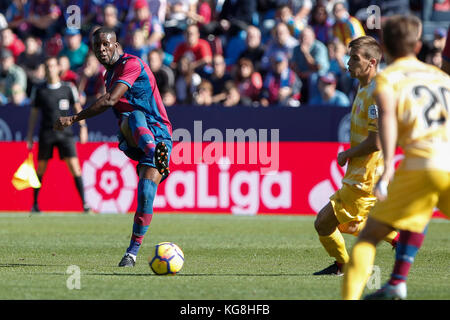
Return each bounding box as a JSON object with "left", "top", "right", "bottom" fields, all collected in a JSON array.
[
  {"left": 342, "top": 217, "right": 395, "bottom": 300},
  {"left": 121, "top": 111, "right": 170, "bottom": 175},
  {"left": 313, "top": 202, "right": 348, "bottom": 275}
]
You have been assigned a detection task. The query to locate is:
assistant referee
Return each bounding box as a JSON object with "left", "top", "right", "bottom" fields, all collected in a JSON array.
[{"left": 26, "top": 56, "right": 90, "bottom": 213}]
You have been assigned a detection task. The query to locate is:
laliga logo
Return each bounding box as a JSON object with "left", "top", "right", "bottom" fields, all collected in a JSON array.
[
  {"left": 82, "top": 144, "right": 137, "bottom": 213},
  {"left": 154, "top": 156, "right": 292, "bottom": 215},
  {"left": 308, "top": 146, "right": 405, "bottom": 213}
]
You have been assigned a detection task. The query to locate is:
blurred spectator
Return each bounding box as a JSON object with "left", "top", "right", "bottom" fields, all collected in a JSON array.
[
  {"left": 172, "top": 24, "right": 213, "bottom": 72},
  {"left": 218, "top": 0, "right": 258, "bottom": 38},
  {"left": 223, "top": 81, "right": 241, "bottom": 107},
  {"left": 148, "top": 48, "right": 175, "bottom": 94},
  {"left": 327, "top": 38, "right": 354, "bottom": 95},
  {"left": 59, "top": 28, "right": 89, "bottom": 71},
  {"left": 261, "top": 22, "right": 299, "bottom": 72},
  {"left": 0, "top": 27, "right": 25, "bottom": 62},
  {"left": 17, "top": 36, "right": 44, "bottom": 74},
  {"left": 235, "top": 57, "right": 262, "bottom": 106},
  {"left": 290, "top": 0, "right": 314, "bottom": 26},
  {"left": 5, "top": 82, "right": 31, "bottom": 107},
  {"left": 58, "top": 55, "right": 78, "bottom": 85},
  {"left": 27, "top": 0, "right": 61, "bottom": 39},
  {"left": 195, "top": 0, "right": 213, "bottom": 27},
  {"left": 26, "top": 62, "right": 46, "bottom": 97},
  {"left": 162, "top": 87, "right": 177, "bottom": 106},
  {"left": 102, "top": 4, "right": 123, "bottom": 39},
  {"left": 260, "top": 52, "right": 301, "bottom": 107},
  {"left": 309, "top": 72, "right": 350, "bottom": 107},
  {"left": 17, "top": 36, "right": 45, "bottom": 96},
  {"left": 0, "top": 49, "right": 27, "bottom": 100},
  {"left": 425, "top": 47, "right": 443, "bottom": 68},
  {"left": 276, "top": 4, "right": 304, "bottom": 39},
  {"left": 309, "top": 3, "right": 333, "bottom": 45},
  {"left": 77, "top": 52, "right": 105, "bottom": 107},
  {"left": 291, "top": 26, "right": 329, "bottom": 103},
  {"left": 124, "top": 29, "right": 152, "bottom": 63},
  {"left": 175, "top": 54, "right": 202, "bottom": 104},
  {"left": 207, "top": 54, "right": 233, "bottom": 103},
  {"left": 5, "top": 0, "right": 31, "bottom": 38},
  {"left": 332, "top": 1, "right": 365, "bottom": 46},
  {"left": 149, "top": 0, "right": 168, "bottom": 23},
  {"left": 166, "top": 0, "right": 198, "bottom": 23},
  {"left": 193, "top": 79, "right": 214, "bottom": 105},
  {"left": 418, "top": 27, "right": 448, "bottom": 62},
  {"left": 433, "top": 27, "right": 447, "bottom": 51},
  {"left": 239, "top": 25, "right": 264, "bottom": 73},
  {"left": 122, "top": 0, "right": 165, "bottom": 50}
]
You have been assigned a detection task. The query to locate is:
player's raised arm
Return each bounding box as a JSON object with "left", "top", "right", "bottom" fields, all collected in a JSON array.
[{"left": 54, "top": 82, "right": 129, "bottom": 131}]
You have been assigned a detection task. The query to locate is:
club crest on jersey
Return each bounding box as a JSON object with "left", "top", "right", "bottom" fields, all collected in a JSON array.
[
  {"left": 368, "top": 104, "right": 378, "bottom": 119},
  {"left": 59, "top": 99, "right": 70, "bottom": 111}
]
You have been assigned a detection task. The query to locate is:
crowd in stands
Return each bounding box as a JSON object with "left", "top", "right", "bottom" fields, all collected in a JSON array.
[{"left": 0, "top": 0, "right": 448, "bottom": 109}]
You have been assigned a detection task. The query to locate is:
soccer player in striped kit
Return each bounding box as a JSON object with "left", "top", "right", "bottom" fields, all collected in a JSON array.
[{"left": 55, "top": 27, "right": 172, "bottom": 267}]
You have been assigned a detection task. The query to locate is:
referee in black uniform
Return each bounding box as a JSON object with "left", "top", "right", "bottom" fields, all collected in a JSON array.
[{"left": 26, "top": 56, "right": 90, "bottom": 213}]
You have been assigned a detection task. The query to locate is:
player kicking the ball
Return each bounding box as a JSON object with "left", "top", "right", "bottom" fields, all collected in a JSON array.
[
  {"left": 342, "top": 15, "right": 450, "bottom": 300},
  {"left": 54, "top": 27, "right": 172, "bottom": 267},
  {"left": 313, "top": 36, "right": 399, "bottom": 276}
]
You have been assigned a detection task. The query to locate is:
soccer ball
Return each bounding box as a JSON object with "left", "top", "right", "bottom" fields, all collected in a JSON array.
[{"left": 148, "top": 242, "right": 184, "bottom": 275}]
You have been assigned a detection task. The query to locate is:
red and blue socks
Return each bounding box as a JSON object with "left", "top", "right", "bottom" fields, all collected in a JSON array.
[
  {"left": 126, "top": 178, "right": 158, "bottom": 257},
  {"left": 389, "top": 226, "right": 428, "bottom": 286},
  {"left": 128, "top": 110, "right": 156, "bottom": 159}
]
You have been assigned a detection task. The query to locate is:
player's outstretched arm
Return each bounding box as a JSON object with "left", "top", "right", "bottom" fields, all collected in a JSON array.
[{"left": 54, "top": 83, "right": 129, "bottom": 131}]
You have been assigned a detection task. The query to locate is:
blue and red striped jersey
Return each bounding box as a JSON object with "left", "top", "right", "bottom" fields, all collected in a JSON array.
[{"left": 103, "top": 53, "right": 172, "bottom": 136}]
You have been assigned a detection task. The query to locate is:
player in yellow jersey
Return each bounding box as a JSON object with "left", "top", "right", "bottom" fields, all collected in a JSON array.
[
  {"left": 313, "top": 36, "right": 399, "bottom": 276},
  {"left": 342, "top": 15, "right": 450, "bottom": 300}
]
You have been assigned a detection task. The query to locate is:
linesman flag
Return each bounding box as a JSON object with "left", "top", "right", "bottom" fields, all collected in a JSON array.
[{"left": 12, "top": 153, "right": 41, "bottom": 190}]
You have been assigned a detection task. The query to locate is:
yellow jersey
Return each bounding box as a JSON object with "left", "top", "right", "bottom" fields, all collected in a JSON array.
[
  {"left": 343, "top": 79, "right": 383, "bottom": 194},
  {"left": 374, "top": 56, "right": 450, "bottom": 172}
]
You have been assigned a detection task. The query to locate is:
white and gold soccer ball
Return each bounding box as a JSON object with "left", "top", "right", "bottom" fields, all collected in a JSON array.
[{"left": 148, "top": 242, "right": 184, "bottom": 275}]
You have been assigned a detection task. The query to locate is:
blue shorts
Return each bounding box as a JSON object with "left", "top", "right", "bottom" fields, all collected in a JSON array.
[{"left": 118, "top": 121, "right": 172, "bottom": 181}]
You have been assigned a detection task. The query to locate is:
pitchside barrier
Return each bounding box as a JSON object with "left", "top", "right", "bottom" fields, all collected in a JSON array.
[{"left": 0, "top": 105, "right": 445, "bottom": 217}]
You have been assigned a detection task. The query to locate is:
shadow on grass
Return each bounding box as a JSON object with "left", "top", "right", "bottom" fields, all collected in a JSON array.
[
  {"left": 82, "top": 273, "right": 312, "bottom": 277},
  {"left": 0, "top": 263, "right": 66, "bottom": 267}
]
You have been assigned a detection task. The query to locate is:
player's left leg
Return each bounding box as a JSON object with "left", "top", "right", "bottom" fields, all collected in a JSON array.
[
  {"left": 314, "top": 202, "right": 349, "bottom": 275},
  {"left": 119, "top": 165, "right": 161, "bottom": 267},
  {"left": 342, "top": 217, "right": 395, "bottom": 300},
  {"left": 364, "top": 226, "right": 428, "bottom": 300}
]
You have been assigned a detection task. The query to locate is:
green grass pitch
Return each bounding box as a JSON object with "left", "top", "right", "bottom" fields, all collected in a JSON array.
[{"left": 0, "top": 213, "right": 448, "bottom": 300}]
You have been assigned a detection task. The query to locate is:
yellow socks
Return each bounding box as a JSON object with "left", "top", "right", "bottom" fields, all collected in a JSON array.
[
  {"left": 342, "top": 241, "right": 376, "bottom": 300},
  {"left": 319, "top": 229, "right": 349, "bottom": 264}
]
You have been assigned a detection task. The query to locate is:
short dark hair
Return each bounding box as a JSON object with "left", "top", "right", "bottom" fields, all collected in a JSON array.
[
  {"left": 382, "top": 15, "right": 422, "bottom": 58},
  {"left": 349, "top": 36, "right": 382, "bottom": 65},
  {"left": 92, "top": 26, "right": 117, "bottom": 40}
]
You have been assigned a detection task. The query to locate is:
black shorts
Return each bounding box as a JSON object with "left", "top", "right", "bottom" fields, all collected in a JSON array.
[{"left": 38, "top": 131, "right": 77, "bottom": 160}]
